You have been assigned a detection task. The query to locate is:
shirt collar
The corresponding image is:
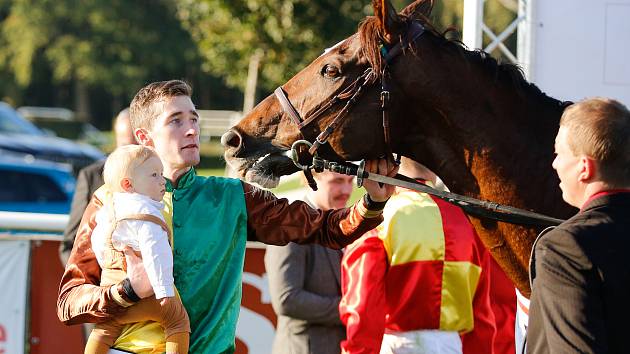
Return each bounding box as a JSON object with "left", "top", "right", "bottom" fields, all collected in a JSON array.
[
  {"left": 165, "top": 167, "right": 196, "bottom": 192},
  {"left": 581, "top": 189, "right": 630, "bottom": 210},
  {"left": 113, "top": 192, "right": 164, "bottom": 210}
]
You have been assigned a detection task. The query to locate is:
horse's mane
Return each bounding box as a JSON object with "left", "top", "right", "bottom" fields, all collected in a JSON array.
[{"left": 358, "top": 12, "right": 561, "bottom": 106}]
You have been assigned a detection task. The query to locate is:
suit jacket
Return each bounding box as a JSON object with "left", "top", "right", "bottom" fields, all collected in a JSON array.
[
  {"left": 265, "top": 197, "right": 345, "bottom": 354},
  {"left": 527, "top": 192, "right": 630, "bottom": 354},
  {"left": 59, "top": 160, "right": 105, "bottom": 264}
]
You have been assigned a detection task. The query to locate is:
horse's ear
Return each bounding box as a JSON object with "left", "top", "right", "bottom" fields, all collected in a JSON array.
[
  {"left": 372, "top": 0, "right": 401, "bottom": 40},
  {"left": 401, "top": 0, "right": 434, "bottom": 19}
]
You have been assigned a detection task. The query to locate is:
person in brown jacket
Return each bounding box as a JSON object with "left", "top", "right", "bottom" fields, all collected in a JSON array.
[
  {"left": 527, "top": 97, "right": 630, "bottom": 353},
  {"left": 57, "top": 80, "right": 397, "bottom": 353}
]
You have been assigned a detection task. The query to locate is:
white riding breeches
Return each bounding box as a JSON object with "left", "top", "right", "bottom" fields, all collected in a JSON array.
[{"left": 380, "top": 329, "right": 462, "bottom": 354}]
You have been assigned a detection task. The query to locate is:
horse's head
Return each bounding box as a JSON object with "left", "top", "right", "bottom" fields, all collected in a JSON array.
[
  {"left": 223, "top": 0, "right": 572, "bottom": 295},
  {"left": 223, "top": 0, "right": 439, "bottom": 187}
]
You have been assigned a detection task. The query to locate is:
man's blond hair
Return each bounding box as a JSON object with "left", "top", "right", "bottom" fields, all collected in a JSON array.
[
  {"left": 103, "top": 145, "right": 159, "bottom": 193},
  {"left": 560, "top": 97, "right": 630, "bottom": 186},
  {"left": 129, "top": 80, "right": 192, "bottom": 132}
]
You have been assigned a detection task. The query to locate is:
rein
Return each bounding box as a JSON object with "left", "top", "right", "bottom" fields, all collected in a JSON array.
[{"left": 291, "top": 140, "right": 565, "bottom": 227}]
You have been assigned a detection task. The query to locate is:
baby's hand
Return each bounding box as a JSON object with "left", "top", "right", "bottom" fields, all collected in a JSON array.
[
  {"left": 160, "top": 296, "right": 174, "bottom": 307},
  {"left": 123, "top": 246, "right": 153, "bottom": 298}
]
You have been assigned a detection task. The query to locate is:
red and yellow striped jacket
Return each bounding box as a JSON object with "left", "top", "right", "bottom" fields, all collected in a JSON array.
[{"left": 340, "top": 187, "right": 496, "bottom": 354}]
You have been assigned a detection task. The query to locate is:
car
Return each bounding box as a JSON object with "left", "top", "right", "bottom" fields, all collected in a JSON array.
[
  {"left": 17, "top": 106, "right": 109, "bottom": 148},
  {"left": 0, "top": 155, "right": 75, "bottom": 214},
  {"left": 0, "top": 102, "right": 104, "bottom": 176}
]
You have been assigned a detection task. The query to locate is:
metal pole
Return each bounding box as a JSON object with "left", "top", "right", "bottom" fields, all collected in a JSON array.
[
  {"left": 517, "top": 0, "right": 536, "bottom": 81},
  {"left": 0, "top": 211, "right": 67, "bottom": 232},
  {"left": 463, "top": 0, "right": 484, "bottom": 49}
]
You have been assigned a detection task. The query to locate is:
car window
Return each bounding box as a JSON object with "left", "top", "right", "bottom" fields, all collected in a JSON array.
[
  {"left": 0, "top": 170, "right": 67, "bottom": 202},
  {"left": 0, "top": 105, "right": 45, "bottom": 135}
]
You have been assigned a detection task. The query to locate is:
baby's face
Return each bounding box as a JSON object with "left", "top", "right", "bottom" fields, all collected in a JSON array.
[{"left": 131, "top": 155, "right": 166, "bottom": 201}]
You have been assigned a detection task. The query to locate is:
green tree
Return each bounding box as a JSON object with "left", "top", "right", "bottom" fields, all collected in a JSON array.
[
  {"left": 0, "top": 0, "right": 203, "bottom": 122},
  {"left": 177, "top": 0, "right": 372, "bottom": 92}
]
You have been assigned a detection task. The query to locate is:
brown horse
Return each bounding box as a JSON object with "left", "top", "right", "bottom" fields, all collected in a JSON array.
[{"left": 222, "top": 0, "right": 576, "bottom": 296}]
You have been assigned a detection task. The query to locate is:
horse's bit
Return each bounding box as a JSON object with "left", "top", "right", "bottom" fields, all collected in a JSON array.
[{"left": 274, "top": 21, "right": 426, "bottom": 189}]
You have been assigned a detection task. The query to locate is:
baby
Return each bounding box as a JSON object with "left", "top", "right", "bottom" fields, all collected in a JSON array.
[{"left": 84, "top": 145, "right": 189, "bottom": 354}]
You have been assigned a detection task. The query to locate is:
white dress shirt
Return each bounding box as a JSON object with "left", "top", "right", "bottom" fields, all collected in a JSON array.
[{"left": 92, "top": 192, "right": 174, "bottom": 299}]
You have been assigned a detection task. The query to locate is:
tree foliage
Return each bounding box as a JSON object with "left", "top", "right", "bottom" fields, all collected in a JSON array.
[
  {"left": 177, "top": 0, "right": 372, "bottom": 91},
  {"left": 0, "top": 0, "right": 200, "bottom": 97}
]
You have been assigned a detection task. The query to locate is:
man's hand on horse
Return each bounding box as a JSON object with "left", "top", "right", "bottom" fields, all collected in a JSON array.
[
  {"left": 123, "top": 246, "right": 154, "bottom": 298},
  {"left": 363, "top": 158, "right": 398, "bottom": 202}
]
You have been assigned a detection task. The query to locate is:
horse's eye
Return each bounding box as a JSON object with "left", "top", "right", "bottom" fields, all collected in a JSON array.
[{"left": 322, "top": 64, "right": 341, "bottom": 78}]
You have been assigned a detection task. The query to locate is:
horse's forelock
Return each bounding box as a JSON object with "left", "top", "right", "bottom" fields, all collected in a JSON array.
[
  {"left": 357, "top": 12, "right": 439, "bottom": 77},
  {"left": 358, "top": 16, "right": 386, "bottom": 76}
]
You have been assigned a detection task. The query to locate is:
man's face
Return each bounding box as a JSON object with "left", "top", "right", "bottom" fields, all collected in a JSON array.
[
  {"left": 310, "top": 171, "right": 355, "bottom": 210},
  {"left": 130, "top": 155, "right": 166, "bottom": 202},
  {"left": 146, "top": 95, "right": 200, "bottom": 172},
  {"left": 552, "top": 126, "right": 585, "bottom": 207}
]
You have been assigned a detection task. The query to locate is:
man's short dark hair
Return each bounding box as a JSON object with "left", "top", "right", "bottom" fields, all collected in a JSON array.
[
  {"left": 561, "top": 97, "right": 630, "bottom": 186},
  {"left": 129, "top": 80, "right": 192, "bottom": 132}
]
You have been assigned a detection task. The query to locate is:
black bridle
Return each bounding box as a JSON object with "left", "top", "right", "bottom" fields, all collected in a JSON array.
[
  {"left": 274, "top": 21, "right": 426, "bottom": 158},
  {"left": 273, "top": 21, "right": 564, "bottom": 227},
  {"left": 274, "top": 20, "right": 426, "bottom": 190}
]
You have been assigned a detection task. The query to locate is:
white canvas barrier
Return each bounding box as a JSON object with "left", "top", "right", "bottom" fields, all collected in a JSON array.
[
  {"left": 531, "top": 0, "right": 630, "bottom": 105},
  {"left": 0, "top": 240, "right": 30, "bottom": 354}
]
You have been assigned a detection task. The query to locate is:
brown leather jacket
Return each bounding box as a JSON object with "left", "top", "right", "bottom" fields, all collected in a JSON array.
[{"left": 57, "top": 181, "right": 383, "bottom": 325}]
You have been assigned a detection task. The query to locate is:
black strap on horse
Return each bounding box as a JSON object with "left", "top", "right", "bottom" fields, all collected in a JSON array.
[{"left": 290, "top": 140, "right": 564, "bottom": 227}]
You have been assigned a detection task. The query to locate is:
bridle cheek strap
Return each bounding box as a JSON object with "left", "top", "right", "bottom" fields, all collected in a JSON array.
[{"left": 274, "top": 87, "right": 303, "bottom": 127}]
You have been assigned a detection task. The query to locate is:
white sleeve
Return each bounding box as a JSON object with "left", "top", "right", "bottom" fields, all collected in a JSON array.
[{"left": 133, "top": 220, "right": 175, "bottom": 299}]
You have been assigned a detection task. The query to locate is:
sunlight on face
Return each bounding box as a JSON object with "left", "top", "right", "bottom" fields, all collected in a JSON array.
[
  {"left": 552, "top": 126, "right": 583, "bottom": 207},
  {"left": 130, "top": 156, "right": 166, "bottom": 201},
  {"left": 148, "top": 96, "right": 200, "bottom": 175}
]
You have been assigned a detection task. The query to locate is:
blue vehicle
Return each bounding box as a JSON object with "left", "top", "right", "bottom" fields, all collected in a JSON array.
[
  {"left": 0, "top": 155, "right": 75, "bottom": 214},
  {"left": 0, "top": 102, "right": 104, "bottom": 176}
]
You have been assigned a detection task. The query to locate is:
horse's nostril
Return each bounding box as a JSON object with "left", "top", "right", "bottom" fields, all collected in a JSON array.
[{"left": 221, "top": 130, "right": 242, "bottom": 149}]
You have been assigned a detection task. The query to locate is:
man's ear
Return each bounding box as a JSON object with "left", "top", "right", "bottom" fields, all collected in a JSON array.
[
  {"left": 135, "top": 128, "right": 153, "bottom": 147},
  {"left": 120, "top": 177, "right": 134, "bottom": 193},
  {"left": 579, "top": 157, "right": 597, "bottom": 182}
]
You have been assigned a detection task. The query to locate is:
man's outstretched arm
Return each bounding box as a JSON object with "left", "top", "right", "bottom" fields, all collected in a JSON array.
[{"left": 245, "top": 158, "right": 397, "bottom": 248}]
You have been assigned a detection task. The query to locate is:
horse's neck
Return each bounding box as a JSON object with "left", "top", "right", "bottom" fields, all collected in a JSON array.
[{"left": 403, "top": 74, "right": 568, "bottom": 216}]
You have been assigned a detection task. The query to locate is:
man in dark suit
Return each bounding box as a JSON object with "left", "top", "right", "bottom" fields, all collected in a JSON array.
[
  {"left": 265, "top": 170, "right": 355, "bottom": 354},
  {"left": 59, "top": 108, "right": 135, "bottom": 264},
  {"left": 527, "top": 97, "right": 630, "bottom": 353}
]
